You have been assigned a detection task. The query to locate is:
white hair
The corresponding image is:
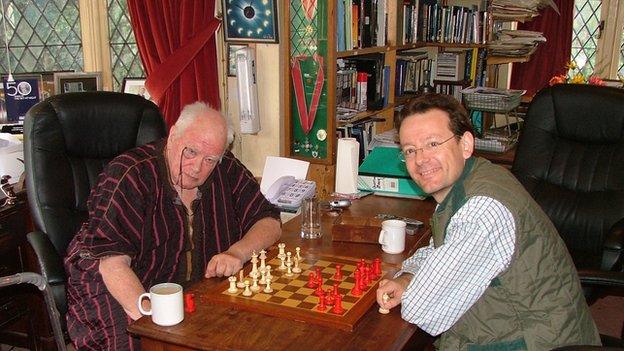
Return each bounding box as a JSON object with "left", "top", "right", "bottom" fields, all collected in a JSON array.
[{"left": 173, "top": 102, "right": 235, "bottom": 147}]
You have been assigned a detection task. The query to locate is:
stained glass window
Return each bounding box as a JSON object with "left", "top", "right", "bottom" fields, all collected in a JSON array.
[{"left": 571, "top": 0, "right": 602, "bottom": 73}]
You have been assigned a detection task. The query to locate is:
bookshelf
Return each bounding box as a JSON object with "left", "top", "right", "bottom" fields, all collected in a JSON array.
[{"left": 281, "top": 0, "right": 522, "bottom": 197}]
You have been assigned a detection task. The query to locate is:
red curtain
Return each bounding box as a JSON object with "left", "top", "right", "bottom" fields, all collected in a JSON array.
[
  {"left": 510, "top": 0, "right": 574, "bottom": 97},
  {"left": 127, "top": 0, "right": 221, "bottom": 129}
]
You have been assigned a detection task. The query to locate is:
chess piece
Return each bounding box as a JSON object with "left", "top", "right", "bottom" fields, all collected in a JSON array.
[
  {"left": 307, "top": 272, "right": 317, "bottom": 288},
  {"left": 249, "top": 252, "right": 259, "bottom": 278},
  {"left": 242, "top": 281, "right": 252, "bottom": 296},
  {"left": 259, "top": 268, "right": 267, "bottom": 285},
  {"left": 379, "top": 293, "right": 391, "bottom": 314},
  {"left": 259, "top": 249, "right": 267, "bottom": 273},
  {"left": 285, "top": 261, "right": 293, "bottom": 277},
  {"left": 263, "top": 276, "right": 273, "bottom": 293},
  {"left": 228, "top": 276, "right": 238, "bottom": 293},
  {"left": 286, "top": 251, "right": 292, "bottom": 265},
  {"left": 315, "top": 281, "right": 324, "bottom": 296},
  {"left": 237, "top": 270, "right": 246, "bottom": 288},
  {"left": 184, "top": 293, "right": 196, "bottom": 313},
  {"left": 292, "top": 256, "right": 302, "bottom": 274},
  {"left": 373, "top": 258, "right": 382, "bottom": 279},
  {"left": 279, "top": 255, "right": 287, "bottom": 270},
  {"left": 295, "top": 247, "right": 302, "bottom": 262},
  {"left": 277, "top": 243, "right": 286, "bottom": 259},
  {"left": 251, "top": 275, "right": 260, "bottom": 292},
  {"left": 317, "top": 294, "right": 327, "bottom": 312},
  {"left": 332, "top": 294, "right": 345, "bottom": 314},
  {"left": 333, "top": 264, "right": 343, "bottom": 281},
  {"left": 351, "top": 270, "right": 362, "bottom": 296},
  {"left": 265, "top": 265, "right": 273, "bottom": 281}
]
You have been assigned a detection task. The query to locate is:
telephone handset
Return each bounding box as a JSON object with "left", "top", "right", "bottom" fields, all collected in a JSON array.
[{"left": 266, "top": 175, "right": 316, "bottom": 209}]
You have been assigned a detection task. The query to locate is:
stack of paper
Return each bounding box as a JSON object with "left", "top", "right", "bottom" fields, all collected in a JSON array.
[
  {"left": 491, "top": 0, "right": 560, "bottom": 21},
  {"left": 488, "top": 30, "right": 546, "bottom": 57}
]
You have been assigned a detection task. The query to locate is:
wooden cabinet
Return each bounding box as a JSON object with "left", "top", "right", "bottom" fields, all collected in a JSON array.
[{"left": 282, "top": 1, "right": 497, "bottom": 196}]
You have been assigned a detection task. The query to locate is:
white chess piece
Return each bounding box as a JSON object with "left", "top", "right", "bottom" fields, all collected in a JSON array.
[
  {"left": 263, "top": 276, "right": 273, "bottom": 293},
  {"left": 250, "top": 253, "right": 259, "bottom": 278},
  {"left": 237, "top": 270, "right": 246, "bottom": 288},
  {"left": 277, "top": 243, "right": 286, "bottom": 259},
  {"left": 259, "top": 268, "right": 267, "bottom": 285},
  {"left": 259, "top": 249, "right": 267, "bottom": 273},
  {"left": 265, "top": 265, "right": 273, "bottom": 281},
  {"left": 292, "top": 256, "right": 302, "bottom": 274},
  {"left": 285, "top": 261, "right": 294, "bottom": 277},
  {"left": 278, "top": 255, "right": 287, "bottom": 271},
  {"left": 251, "top": 275, "right": 260, "bottom": 292},
  {"left": 286, "top": 251, "right": 292, "bottom": 265},
  {"left": 242, "top": 280, "right": 252, "bottom": 297},
  {"left": 295, "top": 247, "right": 302, "bottom": 262},
  {"left": 228, "top": 276, "right": 238, "bottom": 294},
  {"left": 379, "top": 293, "right": 390, "bottom": 314}
]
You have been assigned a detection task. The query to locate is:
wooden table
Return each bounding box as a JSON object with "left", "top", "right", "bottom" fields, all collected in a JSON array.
[{"left": 129, "top": 195, "right": 436, "bottom": 351}]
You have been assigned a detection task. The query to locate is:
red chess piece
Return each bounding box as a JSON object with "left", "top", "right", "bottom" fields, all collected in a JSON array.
[
  {"left": 373, "top": 258, "right": 382, "bottom": 278},
  {"left": 325, "top": 289, "right": 335, "bottom": 305},
  {"left": 365, "top": 266, "right": 372, "bottom": 285},
  {"left": 184, "top": 293, "right": 196, "bottom": 313},
  {"left": 333, "top": 264, "right": 343, "bottom": 281},
  {"left": 332, "top": 283, "right": 340, "bottom": 298},
  {"left": 332, "top": 294, "right": 345, "bottom": 314},
  {"left": 315, "top": 281, "right": 325, "bottom": 296},
  {"left": 315, "top": 267, "right": 322, "bottom": 280},
  {"left": 351, "top": 270, "right": 362, "bottom": 296},
  {"left": 307, "top": 272, "right": 317, "bottom": 288},
  {"left": 317, "top": 294, "right": 327, "bottom": 312},
  {"left": 359, "top": 267, "right": 368, "bottom": 290}
]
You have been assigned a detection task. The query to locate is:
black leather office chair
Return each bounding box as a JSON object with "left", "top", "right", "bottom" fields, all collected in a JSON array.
[
  {"left": 511, "top": 84, "right": 624, "bottom": 347},
  {"left": 23, "top": 91, "right": 167, "bottom": 335}
]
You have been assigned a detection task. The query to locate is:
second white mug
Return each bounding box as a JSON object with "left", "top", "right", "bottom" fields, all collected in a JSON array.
[
  {"left": 137, "top": 282, "right": 184, "bottom": 326},
  {"left": 378, "top": 219, "right": 407, "bottom": 254}
]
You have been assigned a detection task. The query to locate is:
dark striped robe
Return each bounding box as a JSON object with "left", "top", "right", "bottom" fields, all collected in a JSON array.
[{"left": 64, "top": 139, "right": 279, "bottom": 350}]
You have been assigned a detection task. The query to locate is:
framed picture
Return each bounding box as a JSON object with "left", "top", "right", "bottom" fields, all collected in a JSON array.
[
  {"left": 122, "top": 77, "right": 150, "bottom": 100},
  {"left": 222, "top": 0, "right": 279, "bottom": 43},
  {"left": 227, "top": 44, "right": 248, "bottom": 76},
  {"left": 2, "top": 75, "right": 42, "bottom": 122},
  {"left": 54, "top": 72, "right": 102, "bottom": 94}
]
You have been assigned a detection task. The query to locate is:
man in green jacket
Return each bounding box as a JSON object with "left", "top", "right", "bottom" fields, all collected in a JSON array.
[{"left": 376, "top": 94, "right": 600, "bottom": 350}]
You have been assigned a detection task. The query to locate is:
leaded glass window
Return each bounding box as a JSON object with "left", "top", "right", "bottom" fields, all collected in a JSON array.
[
  {"left": 571, "top": 0, "right": 601, "bottom": 73},
  {"left": 107, "top": 0, "right": 143, "bottom": 91},
  {"left": 0, "top": 0, "right": 83, "bottom": 74}
]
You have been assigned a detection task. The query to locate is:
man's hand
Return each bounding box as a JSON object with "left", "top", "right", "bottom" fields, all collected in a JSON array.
[
  {"left": 205, "top": 250, "right": 244, "bottom": 278},
  {"left": 376, "top": 273, "right": 413, "bottom": 310}
]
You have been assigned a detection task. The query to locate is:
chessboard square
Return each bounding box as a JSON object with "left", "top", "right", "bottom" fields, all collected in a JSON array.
[
  {"left": 298, "top": 301, "right": 317, "bottom": 310},
  {"left": 282, "top": 285, "right": 300, "bottom": 292},
  {"left": 289, "top": 293, "right": 307, "bottom": 301},
  {"left": 267, "top": 296, "right": 286, "bottom": 304},
  {"left": 272, "top": 282, "right": 287, "bottom": 290},
  {"left": 343, "top": 295, "right": 358, "bottom": 304},
  {"left": 252, "top": 293, "right": 272, "bottom": 302},
  {"left": 344, "top": 277, "right": 356, "bottom": 284},
  {"left": 342, "top": 302, "right": 355, "bottom": 310},
  {"left": 341, "top": 265, "right": 356, "bottom": 272},
  {"left": 296, "top": 287, "right": 314, "bottom": 295},
  {"left": 281, "top": 299, "right": 303, "bottom": 308},
  {"left": 303, "top": 295, "right": 319, "bottom": 304},
  {"left": 274, "top": 290, "right": 294, "bottom": 299},
  {"left": 289, "top": 279, "right": 306, "bottom": 287}
]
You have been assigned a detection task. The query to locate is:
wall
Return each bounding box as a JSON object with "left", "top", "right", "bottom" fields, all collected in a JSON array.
[{"left": 224, "top": 44, "right": 282, "bottom": 176}]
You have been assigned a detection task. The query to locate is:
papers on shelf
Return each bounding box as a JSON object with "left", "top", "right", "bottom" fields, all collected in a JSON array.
[{"left": 367, "top": 128, "right": 399, "bottom": 151}]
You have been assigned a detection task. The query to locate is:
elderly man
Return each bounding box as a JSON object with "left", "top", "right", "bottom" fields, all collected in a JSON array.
[
  {"left": 376, "top": 94, "right": 600, "bottom": 350},
  {"left": 64, "top": 102, "right": 281, "bottom": 349}
]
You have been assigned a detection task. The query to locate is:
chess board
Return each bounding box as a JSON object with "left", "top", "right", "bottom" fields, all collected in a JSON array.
[{"left": 204, "top": 254, "right": 392, "bottom": 331}]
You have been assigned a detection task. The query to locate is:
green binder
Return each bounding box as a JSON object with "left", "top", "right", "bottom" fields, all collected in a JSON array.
[{"left": 358, "top": 147, "right": 428, "bottom": 199}]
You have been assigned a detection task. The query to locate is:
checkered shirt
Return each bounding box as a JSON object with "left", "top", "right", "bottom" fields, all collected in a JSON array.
[{"left": 397, "top": 196, "right": 515, "bottom": 336}]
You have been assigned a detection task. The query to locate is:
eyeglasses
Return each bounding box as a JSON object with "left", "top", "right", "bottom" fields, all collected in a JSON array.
[
  {"left": 182, "top": 147, "right": 222, "bottom": 166},
  {"left": 398, "top": 135, "right": 457, "bottom": 162}
]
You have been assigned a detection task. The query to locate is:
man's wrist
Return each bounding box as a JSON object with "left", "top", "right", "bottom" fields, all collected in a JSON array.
[{"left": 396, "top": 273, "right": 414, "bottom": 289}]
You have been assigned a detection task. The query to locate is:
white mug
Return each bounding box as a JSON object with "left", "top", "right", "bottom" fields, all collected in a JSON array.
[
  {"left": 137, "top": 283, "right": 184, "bottom": 326},
  {"left": 378, "top": 220, "right": 407, "bottom": 254}
]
